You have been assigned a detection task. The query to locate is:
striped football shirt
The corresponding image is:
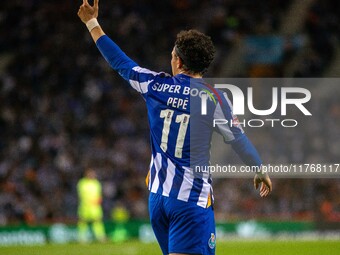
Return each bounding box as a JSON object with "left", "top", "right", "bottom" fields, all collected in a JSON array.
[{"left": 96, "top": 35, "right": 246, "bottom": 208}]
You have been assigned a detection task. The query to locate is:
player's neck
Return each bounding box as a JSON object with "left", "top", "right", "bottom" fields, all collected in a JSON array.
[{"left": 178, "top": 70, "right": 202, "bottom": 78}]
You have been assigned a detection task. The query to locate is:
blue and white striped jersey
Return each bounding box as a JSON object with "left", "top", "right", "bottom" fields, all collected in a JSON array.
[{"left": 96, "top": 35, "right": 261, "bottom": 208}]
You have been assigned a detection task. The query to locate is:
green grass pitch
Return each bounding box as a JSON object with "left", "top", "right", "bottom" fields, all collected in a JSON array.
[{"left": 0, "top": 240, "right": 340, "bottom": 255}]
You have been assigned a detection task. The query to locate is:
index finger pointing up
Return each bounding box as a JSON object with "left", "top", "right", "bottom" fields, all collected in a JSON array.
[
  {"left": 83, "top": 0, "right": 88, "bottom": 5},
  {"left": 94, "top": 0, "right": 99, "bottom": 8}
]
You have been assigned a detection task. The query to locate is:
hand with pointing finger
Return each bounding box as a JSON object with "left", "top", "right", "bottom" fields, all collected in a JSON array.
[{"left": 77, "top": 0, "right": 99, "bottom": 24}]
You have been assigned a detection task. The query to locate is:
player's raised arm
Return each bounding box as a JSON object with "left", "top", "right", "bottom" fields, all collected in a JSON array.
[
  {"left": 77, "top": 0, "right": 104, "bottom": 42},
  {"left": 77, "top": 0, "right": 136, "bottom": 75},
  {"left": 77, "top": 0, "right": 160, "bottom": 94}
]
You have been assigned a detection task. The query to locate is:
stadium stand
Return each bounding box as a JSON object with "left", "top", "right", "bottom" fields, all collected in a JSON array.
[{"left": 0, "top": 0, "right": 339, "bottom": 224}]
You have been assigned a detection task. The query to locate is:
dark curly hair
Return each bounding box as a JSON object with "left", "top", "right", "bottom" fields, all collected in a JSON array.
[{"left": 174, "top": 29, "right": 215, "bottom": 75}]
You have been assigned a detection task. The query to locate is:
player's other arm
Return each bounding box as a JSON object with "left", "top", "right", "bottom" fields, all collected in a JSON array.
[
  {"left": 214, "top": 92, "right": 272, "bottom": 197},
  {"left": 230, "top": 135, "right": 272, "bottom": 197}
]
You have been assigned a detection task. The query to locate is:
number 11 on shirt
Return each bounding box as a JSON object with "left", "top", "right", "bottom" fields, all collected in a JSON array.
[{"left": 160, "top": 109, "right": 190, "bottom": 159}]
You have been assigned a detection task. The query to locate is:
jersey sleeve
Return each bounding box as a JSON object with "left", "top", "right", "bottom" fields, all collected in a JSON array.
[
  {"left": 212, "top": 91, "right": 262, "bottom": 167},
  {"left": 96, "top": 35, "right": 169, "bottom": 94},
  {"left": 213, "top": 92, "right": 244, "bottom": 143},
  {"left": 231, "top": 134, "right": 262, "bottom": 167}
]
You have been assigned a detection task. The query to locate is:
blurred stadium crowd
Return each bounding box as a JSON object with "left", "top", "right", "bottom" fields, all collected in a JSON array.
[{"left": 0, "top": 0, "right": 339, "bottom": 225}]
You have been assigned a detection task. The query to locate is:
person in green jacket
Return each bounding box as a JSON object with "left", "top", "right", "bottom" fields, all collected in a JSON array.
[{"left": 77, "top": 168, "right": 106, "bottom": 242}]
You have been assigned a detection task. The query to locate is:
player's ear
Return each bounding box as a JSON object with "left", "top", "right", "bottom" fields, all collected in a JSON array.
[{"left": 177, "top": 57, "right": 183, "bottom": 69}]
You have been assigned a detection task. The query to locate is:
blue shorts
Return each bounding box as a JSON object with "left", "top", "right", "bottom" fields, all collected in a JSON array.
[{"left": 149, "top": 192, "right": 216, "bottom": 255}]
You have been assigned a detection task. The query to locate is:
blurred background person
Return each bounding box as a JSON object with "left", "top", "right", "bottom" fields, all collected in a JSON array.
[{"left": 77, "top": 168, "right": 106, "bottom": 242}]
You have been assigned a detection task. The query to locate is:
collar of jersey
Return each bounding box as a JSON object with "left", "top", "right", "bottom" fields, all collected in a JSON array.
[{"left": 176, "top": 73, "right": 204, "bottom": 81}]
